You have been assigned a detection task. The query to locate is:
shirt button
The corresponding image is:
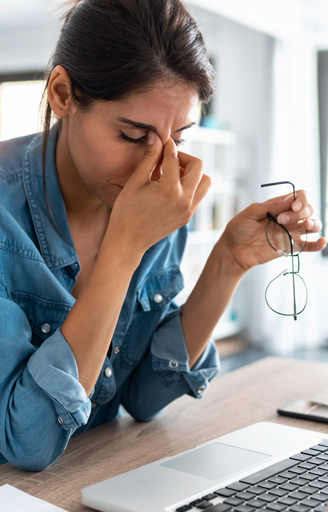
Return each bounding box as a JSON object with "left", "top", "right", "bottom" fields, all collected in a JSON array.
[
  {"left": 153, "top": 293, "right": 163, "bottom": 304},
  {"left": 85, "top": 407, "right": 89, "bottom": 418},
  {"left": 197, "top": 385, "right": 206, "bottom": 395},
  {"left": 114, "top": 347, "right": 120, "bottom": 355},
  {"left": 57, "top": 416, "right": 64, "bottom": 424},
  {"left": 104, "top": 367, "right": 112, "bottom": 378},
  {"left": 71, "top": 262, "right": 79, "bottom": 269},
  {"left": 169, "top": 360, "right": 178, "bottom": 368},
  {"left": 41, "top": 323, "right": 51, "bottom": 334}
]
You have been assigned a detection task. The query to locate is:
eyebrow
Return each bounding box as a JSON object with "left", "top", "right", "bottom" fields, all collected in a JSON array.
[{"left": 116, "top": 117, "right": 196, "bottom": 134}]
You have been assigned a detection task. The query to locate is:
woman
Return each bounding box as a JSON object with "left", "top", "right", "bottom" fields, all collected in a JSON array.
[{"left": 0, "top": 0, "right": 325, "bottom": 471}]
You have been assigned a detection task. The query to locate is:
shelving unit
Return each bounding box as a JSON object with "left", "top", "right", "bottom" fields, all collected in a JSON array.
[{"left": 175, "top": 126, "right": 248, "bottom": 339}]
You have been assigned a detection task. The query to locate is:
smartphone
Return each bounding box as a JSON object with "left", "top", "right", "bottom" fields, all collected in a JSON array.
[{"left": 277, "top": 399, "right": 328, "bottom": 423}]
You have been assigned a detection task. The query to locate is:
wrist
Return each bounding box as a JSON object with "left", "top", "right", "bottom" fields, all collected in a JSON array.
[
  {"left": 98, "top": 230, "right": 144, "bottom": 273},
  {"left": 213, "top": 233, "right": 247, "bottom": 280}
]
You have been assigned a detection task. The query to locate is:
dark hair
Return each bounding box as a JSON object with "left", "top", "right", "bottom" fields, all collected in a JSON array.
[{"left": 40, "top": 0, "right": 216, "bottom": 228}]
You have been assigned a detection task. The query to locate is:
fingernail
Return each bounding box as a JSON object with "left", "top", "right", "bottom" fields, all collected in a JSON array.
[
  {"left": 307, "top": 219, "right": 315, "bottom": 229},
  {"left": 148, "top": 131, "right": 156, "bottom": 145},
  {"left": 292, "top": 200, "right": 302, "bottom": 212},
  {"left": 284, "top": 193, "right": 295, "bottom": 202},
  {"left": 278, "top": 214, "right": 290, "bottom": 224}
]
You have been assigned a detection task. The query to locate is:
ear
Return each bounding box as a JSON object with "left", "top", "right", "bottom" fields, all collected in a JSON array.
[{"left": 47, "top": 65, "right": 75, "bottom": 118}]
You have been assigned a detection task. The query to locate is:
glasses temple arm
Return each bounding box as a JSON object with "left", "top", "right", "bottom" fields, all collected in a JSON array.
[{"left": 261, "top": 181, "right": 296, "bottom": 201}]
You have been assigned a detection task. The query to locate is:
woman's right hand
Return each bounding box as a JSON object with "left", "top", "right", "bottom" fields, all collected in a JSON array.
[{"left": 102, "top": 131, "right": 211, "bottom": 258}]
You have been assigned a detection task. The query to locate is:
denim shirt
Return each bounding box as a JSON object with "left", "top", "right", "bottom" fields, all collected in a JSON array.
[{"left": 0, "top": 124, "right": 219, "bottom": 471}]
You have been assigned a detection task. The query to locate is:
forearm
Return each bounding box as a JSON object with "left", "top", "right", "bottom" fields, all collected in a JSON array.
[
  {"left": 181, "top": 236, "right": 246, "bottom": 368},
  {"left": 61, "top": 237, "right": 142, "bottom": 397}
]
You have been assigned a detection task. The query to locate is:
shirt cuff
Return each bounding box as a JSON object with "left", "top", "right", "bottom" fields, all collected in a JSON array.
[
  {"left": 27, "top": 327, "right": 93, "bottom": 430},
  {"left": 151, "top": 310, "right": 190, "bottom": 372},
  {"left": 183, "top": 340, "right": 220, "bottom": 398},
  {"left": 150, "top": 309, "right": 220, "bottom": 397}
]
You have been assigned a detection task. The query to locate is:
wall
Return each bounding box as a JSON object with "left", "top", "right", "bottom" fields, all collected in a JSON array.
[
  {"left": 188, "top": 0, "right": 304, "bottom": 41},
  {"left": 0, "top": 5, "right": 60, "bottom": 73}
]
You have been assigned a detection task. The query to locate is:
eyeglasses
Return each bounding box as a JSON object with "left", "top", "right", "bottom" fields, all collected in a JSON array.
[{"left": 261, "top": 181, "right": 308, "bottom": 321}]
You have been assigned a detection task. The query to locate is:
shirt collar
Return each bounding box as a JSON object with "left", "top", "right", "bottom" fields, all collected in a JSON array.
[{"left": 22, "top": 123, "right": 79, "bottom": 270}]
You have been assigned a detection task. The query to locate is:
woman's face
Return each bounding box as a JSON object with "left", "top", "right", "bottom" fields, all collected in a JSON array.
[{"left": 62, "top": 82, "right": 200, "bottom": 210}]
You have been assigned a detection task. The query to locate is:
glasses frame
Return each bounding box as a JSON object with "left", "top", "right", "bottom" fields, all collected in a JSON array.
[{"left": 261, "top": 181, "right": 308, "bottom": 321}]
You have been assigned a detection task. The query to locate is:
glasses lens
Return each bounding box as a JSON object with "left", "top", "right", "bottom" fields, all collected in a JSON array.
[
  {"left": 266, "top": 220, "right": 307, "bottom": 255},
  {"left": 266, "top": 272, "right": 307, "bottom": 316}
]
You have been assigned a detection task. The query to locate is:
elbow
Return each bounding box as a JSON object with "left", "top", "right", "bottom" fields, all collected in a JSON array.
[
  {"left": 3, "top": 442, "right": 63, "bottom": 472},
  {"left": 11, "top": 457, "right": 53, "bottom": 473},
  {"left": 2, "top": 424, "right": 71, "bottom": 472}
]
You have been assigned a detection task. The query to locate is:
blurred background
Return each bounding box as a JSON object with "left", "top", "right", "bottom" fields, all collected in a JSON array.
[{"left": 2, "top": 0, "right": 328, "bottom": 369}]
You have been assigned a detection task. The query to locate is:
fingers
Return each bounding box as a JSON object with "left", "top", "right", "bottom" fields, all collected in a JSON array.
[
  {"left": 129, "top": 131, "right": 163, "bottom": 186},
  {"left": 127, "top": 136, "right": 209, "bottom": 215},
  {"left": 277, "top": 204, "right": 314, "bottom": 226},
  {"left": 193, "top": 174, "right": 212, "bottom": 206},
  {"left": 281, "top": 218, "right": 326, "bottom": 253},
  {"left": 151, "top": 154, "right": 164, "bottom": 182},
  {"left": 161, "top": 137, "right": 182, "bottom": 183},
  {"left": 265, "top": 189, "right": 306, "bottom": 213},
  {"left": 265, "top": 189, "right": 315, "bottom": 225},
  {"left": 178, "top": 150, "right": 206, "bottom": 195},
  {"left": 304, "top": 218, "right": 323, "bottom": 232},
  {"left": 287, "top": 218, "right": 322, "bottom": 234},
  {"left": 161, "top": 143, "right": 208, "bottom": 202},
  {"left": 303, "top": 237, "right": 327, "bottom": 252}
]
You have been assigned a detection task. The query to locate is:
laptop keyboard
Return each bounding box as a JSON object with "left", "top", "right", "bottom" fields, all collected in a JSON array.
[{"left": 175, "top": 441, "right": 328, "bottom": 512}]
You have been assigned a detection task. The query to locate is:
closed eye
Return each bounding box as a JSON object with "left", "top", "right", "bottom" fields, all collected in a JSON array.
[{"left": 119, "top": 130, "right": 184, "bottom": 147}]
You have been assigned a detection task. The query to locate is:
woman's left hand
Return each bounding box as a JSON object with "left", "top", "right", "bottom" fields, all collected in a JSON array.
[{"left": 220, "top": 190, "right": 327, "bottom": 273}]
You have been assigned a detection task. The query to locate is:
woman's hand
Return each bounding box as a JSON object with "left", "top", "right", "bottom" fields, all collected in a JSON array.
[
  {"left": 220, "top": 190, "right": 327, "bottom": 273},
  {"left": 103, "top": 132, "right": 211, "bottom": 257}
]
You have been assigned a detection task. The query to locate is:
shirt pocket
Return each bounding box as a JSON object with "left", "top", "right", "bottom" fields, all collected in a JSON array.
[
  {"left": 11, "top": 291, "right": 72, "bottom": 347},
  {"left": 121, "top": 265, "right": 184, "bottom": 368}
]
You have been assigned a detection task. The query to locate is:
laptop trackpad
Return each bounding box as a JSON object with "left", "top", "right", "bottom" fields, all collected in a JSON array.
[{"left": 160, "top": 442, "right": 271, "bottom": 481}]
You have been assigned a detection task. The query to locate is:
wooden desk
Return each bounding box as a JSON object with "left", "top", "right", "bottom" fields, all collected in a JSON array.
[{"left": 1, "top": 356, "right": 328, "bottom": 511}]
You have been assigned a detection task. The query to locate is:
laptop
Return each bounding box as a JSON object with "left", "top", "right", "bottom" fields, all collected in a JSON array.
[{"left": 81, "top": 421, "right": 328, "bottom": 512}]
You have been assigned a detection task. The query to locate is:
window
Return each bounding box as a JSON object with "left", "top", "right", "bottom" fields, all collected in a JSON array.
[{"left": 0, "top": 72, "right": 45, "bottom": 142}]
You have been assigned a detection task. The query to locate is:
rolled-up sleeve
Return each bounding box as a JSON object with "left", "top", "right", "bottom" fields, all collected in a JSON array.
[
  {"left": 151, "top": 309, "right": 219, "bottom": 396},
  {"left": 27, "top": 328, "right": 92, "bottom": 429},
  {"left": 0, "top": 283, "right": 91, "bottom": 471},
  {"left": 121, "top": 308, "right": 219, "bottom": 422}
]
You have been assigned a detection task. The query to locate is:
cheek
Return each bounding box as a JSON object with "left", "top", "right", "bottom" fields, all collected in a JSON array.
[{"left": 69, "top": 127, "right": 140, "bottom": 185}]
